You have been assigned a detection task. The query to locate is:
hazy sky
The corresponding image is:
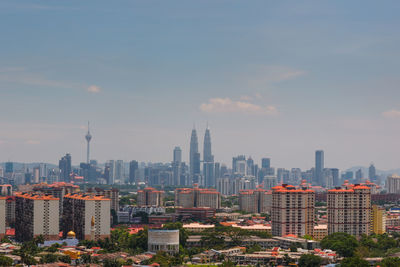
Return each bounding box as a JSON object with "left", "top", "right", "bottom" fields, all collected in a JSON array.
[{"left": 1, "top": 0, "right": 400, "bottom": 170}]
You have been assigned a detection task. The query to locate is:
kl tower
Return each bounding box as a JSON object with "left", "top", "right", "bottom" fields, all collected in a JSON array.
[{"left": 85, "top": 121, "right": 92, "bottom": 164}]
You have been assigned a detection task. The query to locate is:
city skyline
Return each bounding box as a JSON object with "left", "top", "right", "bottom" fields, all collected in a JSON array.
[{"left": 1, "top": 1, "right": 400, "bottom": 169}]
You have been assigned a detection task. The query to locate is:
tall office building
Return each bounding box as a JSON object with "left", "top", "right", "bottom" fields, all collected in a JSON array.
[
  {"left": 5, "top": 162, "right": 13, "bottom": 174},
  {"left": 246, "top": 157, "right": 254, "bottom": 176},
  {"left": 0, "top": 197, "right": 5, "bottom": 239},
  {"left": 261, "top": 158, "right": 271, "bottom": 169},
  {"left": 137, "top": 187, "right": 165, "bottom": 207},
  {"left": 189, "top": 128, "right": 200, "bottom": 184},
  {"left": 203, "top": 127, "right": 215, "bottom": 187},
  {"left": 232, "top": 155, "right": 246, "bottom": 175},
  {"left": 327, "top": 182, "right": 371, "bottom": 236},
  {"left": 172, "top": 147, "right": 182, "bottom": 186},
  {"left": 315, "top": 150, "right": 324, "bottom": 185},
  {"left": 59, "top": 154, "right": 72, "bottom": 182},
  {"left": 129, "top": 160, "right": 139, "bottom": 185},
  {"left": 271, "top": 184, "right": 315, "bottom": 237},
  {"left": 173, "top": 147, "right": 182, "bottom": 163},
  {"left": 115, "top": 160, "right": 124, "bottom": 183},
  {"left": 63, "top": 193, "right": 110, "bottom": 240},
  {"left": 369, "top": 164, "right": 377, "bottom": 181},
  {"left": 330, "top": 168, "right": 340, "bottom": 187},
  {"left": 355, "top": 168, "right": 363, "bottom": 183},
  {"left": 85, "top": 122, "right": 92, "bottom": 164},
  {"left": 175, "top": 186, "right": 221, "bottom": 209},
  {"left": 15, "top": 193, "right": 59, "bottom": 242}
]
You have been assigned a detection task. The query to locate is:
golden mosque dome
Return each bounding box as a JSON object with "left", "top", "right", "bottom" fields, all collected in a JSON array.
[{"left": 67, "top": 231, "right": 76, "bottom": 238}]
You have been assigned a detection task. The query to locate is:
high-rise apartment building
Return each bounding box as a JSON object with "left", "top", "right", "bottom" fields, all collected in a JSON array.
[
  {"left": 63, "top": 193, "right": 111, "bottom": 240},
  {"left": 59, "top": 154, "right": 72, "bottom": 182},
  {"left": 327, "top": 182, "right": 371, "bottom": 236},
  {"left": 5, "top": 162, "right": 13, "bottom": 174},
  {"left": 386, "top": 174, "right": 400, "bottom": 193},
  {"left": 175, "top": 186, "right": 221, "bottom": 209},
  {"left": 15, "top": 193, "right": 59, "bottom": 242},
  {"left": 315, "top": 150, "right": 324, "bottom": 185},
  {"left": 271, "top": 184, "right": 315, "bottom": 237},
  {"left": 0, "top": 197, "right": 5, "bottom": 239},
  {"left": 87, "top": 188, "right": 120, "bottom": 212},
  {"left": 239, "top": 187, "right": 271, "bottom": 213},
  {"left": 33, "top": 182, "right": 80, "bottom": 223},
  {"left": 137, "top": 187, "right": 165, "bottom": 207},
  {"left": 371, "top": 205, "right": 386, "bottom": 235},
  {"left": 129, "top": 160, "right": 139, "bottom": 185}
]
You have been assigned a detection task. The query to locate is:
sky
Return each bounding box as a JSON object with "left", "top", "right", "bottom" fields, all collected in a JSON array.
[{"left": 1, "top": 0, "right": 400, "bottom": 170}]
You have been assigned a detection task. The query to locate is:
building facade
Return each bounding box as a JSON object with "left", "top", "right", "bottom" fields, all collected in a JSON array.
[
  {"left": 175, "top": 186, "right": 221, "bottom": 209},
  {"left": 239, "top": 187, "right": 271, "bottom": 213},
  {"left": 15, "top": 193, "right": 59, "bottom": 242},
  {"left": 327, "top": 182, "right": 371, "bottom": 236},
  {"left": 62, "top": 193, "right": 111, "bottom": 240},
  {"left": 148, "top": 229, "right": 179, "bottom": 254},
  {"left": 0, "top": 197, "right": 5, "bottom": 239},
  {"left": 372, "top": 205, "right": 386, "bottom": 235},
  {"left": 137, "top": 187, "right": 165, "bottom": 207},
  {"left": 387, "top": 174, "right": 400, "bottom": 194},
  {"left": 271, "top": 184, "right": 315, "bottom": 237}
]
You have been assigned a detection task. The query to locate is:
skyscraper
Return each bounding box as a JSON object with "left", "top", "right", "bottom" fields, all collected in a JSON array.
[
  {"left": 129, "top": 160, "right": 139, "bottom": 184},
  {"left": 173, "top": 147, "right": 182, "bottom": 163},
  {"left": 189, "top": 127, "right": 200, "bottom": 184},
  {"left": 315, "top": 150, "right": 324, "bottom": 185},
  {"left": 59, "top": 153, "right": 72, "bottom": 182},
  {"left": 369, "top": 164, "right": 376, "bottom": 181},
  {"left": 85, "top": 122, "right": 92, "bottom": 164},
  {"left": 203, "top": 127, "right": 215, "bottom": 187},
  {"left": 261, "top": 158, "right": 271, "bottom": 169}
]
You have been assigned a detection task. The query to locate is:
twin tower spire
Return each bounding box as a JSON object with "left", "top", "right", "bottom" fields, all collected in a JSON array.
[{"left": 189, "top": 125, "right": 214, "bottom": 186}]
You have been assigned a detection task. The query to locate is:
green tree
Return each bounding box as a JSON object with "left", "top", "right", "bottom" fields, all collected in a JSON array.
[
  {"left": 41, "top": 253, "right": 58, "bottom": 263},
  {"left": 298, "top": 254, "right": 323, "bottom": 267},
  {"left": 321, "top": 232, "right": 359, "bottom": 257},
  {"left": 377, "top": 257, "right": 400, "bottom": 267},
  {"left": 103, "top": 258, "right": 122, "bottom": 267},
  {"left": 0, "top": 255, "right": 13, "bottom": 266},
  {"left": 339, "top": 256, "right": 369, "bottom": 267}
]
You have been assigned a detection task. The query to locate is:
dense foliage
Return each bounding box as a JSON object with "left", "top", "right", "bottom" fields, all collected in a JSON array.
[
  {"left": 321, "top": 232, "right": 359, "bottom": 257},
  {"left": 298, "top": 254, "right": 323, "bottom": 267}
]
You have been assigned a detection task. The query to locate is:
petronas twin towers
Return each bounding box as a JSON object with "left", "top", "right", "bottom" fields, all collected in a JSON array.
[{"left": 189, "top": 126, "right": 215, "bottom": 187}]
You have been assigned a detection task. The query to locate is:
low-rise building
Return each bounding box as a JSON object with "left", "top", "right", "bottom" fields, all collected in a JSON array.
[
  {"left": 313, "top": 224, "right": 328, "bottom": 240},
  {"left": 183, "top": 223, "right": 215, "bottom": 232},
  {"left": 148, "top": 229, "right": 179, "bottom": 254}
]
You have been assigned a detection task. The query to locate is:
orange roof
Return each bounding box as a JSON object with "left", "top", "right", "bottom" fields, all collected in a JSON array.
[
  {"left": 6, "top": 228, "right": 15, "bottom": 236},
  {"left": 15, "top": 192, "right": 58, "bottom": 200},
  {"left": 64, "top": 193, "right": 110, "bottom": 201}
]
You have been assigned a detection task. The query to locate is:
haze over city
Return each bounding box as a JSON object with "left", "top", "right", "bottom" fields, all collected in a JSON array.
[{"left": 1, "top": 0, "right": 400, "bottom": 170}]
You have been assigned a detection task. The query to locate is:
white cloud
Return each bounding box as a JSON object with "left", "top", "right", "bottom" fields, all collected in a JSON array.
[
  {"left": 247, "top": 65, "right": 306, "bottom": 88},
  {"left": 382, "top": 109, "right": 400, "bottom": 118},
  {"left": 200, "top": 97, "right": 278, "bottom": 115},
  {"left": 87, "top": 85, "right": 101, "bottom": 93}
]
